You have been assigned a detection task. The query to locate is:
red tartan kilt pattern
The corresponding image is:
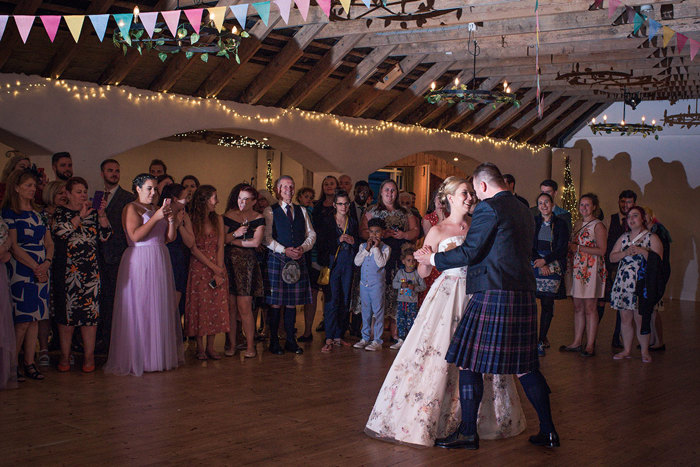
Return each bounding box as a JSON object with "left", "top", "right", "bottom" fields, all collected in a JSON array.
[
  {"left": 265, "top": 251, "right": 313, "bottom": 306},
  {"left": 446, "top": 290, "right": 539, "bottom": 374}
]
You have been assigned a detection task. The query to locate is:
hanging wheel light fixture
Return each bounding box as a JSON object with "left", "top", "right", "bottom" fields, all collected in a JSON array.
[
  {"left": 589, "top": 90, "right": 662, "bottom": 139},
  {"left": 662, "top": 99, "right": 700, "bottom": 129},
  {"left": 425, "top": 23, "right": 519, "bottom": 110}
]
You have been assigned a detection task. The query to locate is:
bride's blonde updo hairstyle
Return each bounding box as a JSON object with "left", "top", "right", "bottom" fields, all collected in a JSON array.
[{"left": 437, "top": 176, "right": 471, "bottom": 215}]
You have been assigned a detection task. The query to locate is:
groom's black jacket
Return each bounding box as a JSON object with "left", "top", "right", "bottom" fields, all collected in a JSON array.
[{"left": 434, "top": 190, "right": 536, "bottom": 294}]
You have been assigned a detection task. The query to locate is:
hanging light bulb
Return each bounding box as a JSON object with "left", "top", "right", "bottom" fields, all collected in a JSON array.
[
  {"left": 621, "top": 120, "right": 625, "bottom": 126},
  {"left": 430, "top": 82, "right": 436, "bottom": 91},
  {"left": 603, "top": 114, "right": 608, "bottom": 121},
  {"left": 506, "top": 86, "right": 511, "bottom": 93},
  {"left": 591, "top": 117, "right": 596, "bottom": 124},
  {"left": 454, "top": 78, "right": 459, "bottom": 86},
  {"left": 641, "top": 115, "right": 646, "bottom": 123},
  {"left": 133, "top": 6, "right": 140, "bottom": 21},
  {"left": 232, "top": 25, "right": 238, "bottom": 34},
  {"left": 651, "top": 119, "right": 656, "bottom": 125},
  {"left": 503, "top": 81, "right": 508, "bottom": 91}
]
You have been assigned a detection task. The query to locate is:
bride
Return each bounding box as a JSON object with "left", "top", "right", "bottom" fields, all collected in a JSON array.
[{"left": 364, "top": 176, "right": 526, "bottom": 448}]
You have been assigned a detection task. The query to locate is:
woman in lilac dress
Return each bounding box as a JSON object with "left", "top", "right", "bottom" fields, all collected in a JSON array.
[{"left": 104, "top": 174, "right": 184, "bottom": 376}]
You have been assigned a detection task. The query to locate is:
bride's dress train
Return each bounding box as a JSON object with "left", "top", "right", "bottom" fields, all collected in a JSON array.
[{"left": 364, "top": 235, "right": 526, "bottom": 447}]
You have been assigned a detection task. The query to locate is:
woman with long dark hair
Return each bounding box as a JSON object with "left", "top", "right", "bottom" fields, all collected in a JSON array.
[{"left": 185, "top": 185, "right": 229, "bottom": 360}]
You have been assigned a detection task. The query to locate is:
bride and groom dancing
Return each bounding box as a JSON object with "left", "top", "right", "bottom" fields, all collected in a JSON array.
[{"left": 364, "top": 163, "right": 559, "bottom": 450}]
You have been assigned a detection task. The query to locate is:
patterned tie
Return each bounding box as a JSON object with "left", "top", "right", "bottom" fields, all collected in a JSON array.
[
  {"left": 285, "top": 204, "right": 293, "bottom": 223},
  {"left": 103, "top": 190, "right": 111, "bottom": 204}
]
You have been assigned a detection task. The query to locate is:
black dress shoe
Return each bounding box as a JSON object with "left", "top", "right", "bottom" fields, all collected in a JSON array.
[
  {"left": 285, "top": 344, "right": 304, "bottom": 355},
  {"left": 559, "top": 345, "right": 582, "bottom": 352},
  {"left": 434, "top": 430, "right": 479, "bottom": 450},
  {"left": 297, "top": 334, "right": 313, "bottom": 343},
  {"left": 268, "top": 343, "right": 284, "bottom": 355},
  {"left": 528, "top": 431, "right": 560, "bottom": 448},
  {"left": 580, "top": 349, "right": 595, "bottom": 357}
]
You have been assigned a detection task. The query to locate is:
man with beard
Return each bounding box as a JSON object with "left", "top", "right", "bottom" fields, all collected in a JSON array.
[
  {"left": 603, "top": 190, "right": 637, "bottom": 348},
  {"left": 97, "top": 159, "right": 135, "bottom": 351},
  {"left": 52, "top": 152, "right": 73, "bottom": 181},
  {"left": 349, "top": 181, "right": 371, "bottom": 227}
]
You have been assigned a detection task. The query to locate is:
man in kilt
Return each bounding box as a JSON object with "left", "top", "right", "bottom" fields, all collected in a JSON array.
[
  {"left": 416, "top": 162, "right": 559, "bottom": 450},
  {"left": 263, "top": 176, "right": 316, "bottom": 355}
]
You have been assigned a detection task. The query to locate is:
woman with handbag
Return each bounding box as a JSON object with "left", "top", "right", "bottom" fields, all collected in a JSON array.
[
  {"left": 532, "top": 193, "right": 569, "bottom": 357},
  {"left": 317, "top": 190, "right": 358, "bottom": 352}
]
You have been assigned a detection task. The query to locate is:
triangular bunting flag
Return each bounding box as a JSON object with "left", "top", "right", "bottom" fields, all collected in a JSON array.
[
  {"left": 88, "top": 14, "right": 109, "bottom": 41},
  {"left": 317, "top": 0, "right": 331, "bottom": 17},
  {"left": 208, "top": 7, "right": 227, "bottom": 32},
  {"left": 113, "top": 13, "right": 133, "bottom": 42},
  {"left": 252, "top": 2, "right": 270, "bottom": 26},
  {"left": 0, "top": 15, "right": 9, "bottom": 41},
  {"left": 161, "top": 10, "right": 181, "bottom": 37},
  {"left": 689, "top": 38, "right": 699, "bottom": 61},
  {"left": 294, "top": 0, "right": 310, "bottom": 20},
  {"left": 625, "top": 5, "right": 635, "bottom": 23},
  {"left": 14, "top": 15, "right": 35, "bottom": 44},
  {"left": 676, "top": 33, "right": 688, "bottom": 52},
  {"left": 230, "top": 4, "right": 248, "bottom": 29},
  {"left": 608, "top": 0, "right": 621, "bottom": 19},
  {"left": 183, "top": 8, "right": 203, "bottom": 34},
  {"left": 139, "top": 11, "right": 158, "bottom": 38},
  {"left": 361, "top": 0, "right": 371, "bottom": 8},
  {"left": 274, "top": 0, "right": 292, "bottom": 24},
  {"left": 64, "top": 15, "right": 85, "bottom": 42},
  {"left": 593, "top": 0, "right": 603, "bottom": 8},
  {"left": 340, "top": 0, "right": 351, "bottom": 15},
  {"left": 662, "top": 25, "right": 675, "bottom": 48},
  {"left": 40, "top": 15, "right": 61, "bottom": 43},
  {"left": 648, "top": 19, "right": 661, "bottom": 42},
  {"left": 633, "top": 12, "right": 644, "bottom": 34}
]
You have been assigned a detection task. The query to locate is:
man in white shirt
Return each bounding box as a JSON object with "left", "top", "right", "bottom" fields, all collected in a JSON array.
[{"left": 263, "top": 175, "right": 316, "bottom": 355}]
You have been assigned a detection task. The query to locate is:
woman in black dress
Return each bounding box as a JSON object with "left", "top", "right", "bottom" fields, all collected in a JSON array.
[
  {"left": 51, "top": 177, "right": 111, "bottom": 373},
  {"left": 223, "top": 183, "right": 265, "bottom": 358}
]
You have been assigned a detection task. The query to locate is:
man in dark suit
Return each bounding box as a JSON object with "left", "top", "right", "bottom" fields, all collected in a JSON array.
[
  {"left": 97, "top": 159, "right": 135, "bottom": 351},
  {"left": 416, "top": 162, "right": 559, "bottom": 450},
  {"left": 502, "top": 173, "right": 529, "bottom": 207}
]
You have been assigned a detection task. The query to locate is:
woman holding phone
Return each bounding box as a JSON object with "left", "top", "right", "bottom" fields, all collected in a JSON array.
[
  {"left": 51, "top": 177, "right": 111, "bottom": 372},
  {"left": 104, "top": 174, "right": 183, "bottom": 376},
  {"left": 185, "top": 185, "right": 229, "bottom": 361}
]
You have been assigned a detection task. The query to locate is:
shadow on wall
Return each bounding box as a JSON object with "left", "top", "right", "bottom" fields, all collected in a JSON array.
[{"left": 575, "top": 139, "right": 699, "bottom": 302}]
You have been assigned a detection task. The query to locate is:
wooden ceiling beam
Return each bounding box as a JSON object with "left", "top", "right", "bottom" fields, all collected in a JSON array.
[
  {"left": 457, "top": 83, "right": 524, "bottom": 133},
  {"left": 277, "top": 34, "right": 363, "bottom": 108},
  {"left": 431, "top": 76, "right": 504, "bottom": 130},
  {"left": 339, "top": 55, "right": 426, "bottom": 118},
  {"left": 239, "top": 23, "right": 326, "bottom": 104},
  {"left": 197, "top": 13, "right": 281, "bottom": 98},
  {"left": 484, "top": 87, "right": 539, "bottom": 136},
  {"left": 404, "top": 67, "right": 477, "bottom": 125},
  {"left": 520, "top": 98, "right": 584, "bottom": 143},
  {"left": 502, "top": 91, "right": 564, "bottom": 139},
  {"left": 0, "top": 0, "right": 44, "bottom": 69},
  {"left": 377, "top": 61, "right": 454, "bottom": 122},
  {"left": 314, "top": 45, "right": 396, "bottom": 114},
  {"left": 544, "top": 102, "right": 602, "bottom": 143}
]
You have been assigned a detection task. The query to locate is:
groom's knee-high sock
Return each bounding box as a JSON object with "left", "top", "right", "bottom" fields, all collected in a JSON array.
[
  {"left": 458, "top": 370, "right": 483, "bottom": 436},
  {"left": 519, "top": 370, "right": 555, "bottom": 433}
]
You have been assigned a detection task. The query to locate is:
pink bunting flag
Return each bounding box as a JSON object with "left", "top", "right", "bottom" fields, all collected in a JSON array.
[
  {"left": 183, "top": 8, "right": 203, "bottom": 34},
  {"left": 274, "top": 0, "right": 292, "bottom": 24},
  {"left": 608, "top": 0, "right": 621, "bottom": 19},
  {"left": 40, "top": 15, "right": 61, "bottom": 42},
  {"left": 0, "top": 15, "right": 8, "bottom": 41},
  {"left": 690, "top": 38, "right": 700, "bottom": 61},
  {"left": 139, "top": 11, "right": 158, "bottom": 38},
  {"left": 676, "top": 33, "right": 688, "bottom": 53},
  {"left": 161, "top": 10, "right": 181, "bottom": 37},
  {"left": 317, "top": 0, "right": 331, "bottom": 18},
  {"left": 294, "top": 0, "right": 310, "bottom": 20},
  {"left": 14, "top": 15, "right": 35, "bottom": 43}
]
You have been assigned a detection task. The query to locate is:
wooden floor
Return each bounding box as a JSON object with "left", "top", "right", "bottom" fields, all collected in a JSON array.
[{"left": 1, "top": 299, "right": 699, "bottom": 466}]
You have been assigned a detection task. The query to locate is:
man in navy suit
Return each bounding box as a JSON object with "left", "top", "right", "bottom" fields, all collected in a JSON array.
[{"left": 416, "top": 162, "right": 559, "bottom": 450}]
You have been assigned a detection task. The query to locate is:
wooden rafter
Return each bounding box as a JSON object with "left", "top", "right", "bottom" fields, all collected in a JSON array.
[
  {"left": 432, "top": 76, "right": 504, "bottom": 130},
  {"left": 545, "top": 102, "right": 603, "bottom": 143},
  {"left": 522, "top": 98, "right": 583, "bottom": 143},
  {"left": 502, "top": 91, "right": 565, "bottom": 139},
  {"left": 484, "top": 88, "right": 539, "bottom": 136},
  {"left": 458, "top": 83, "right": 524, "bottom": 133}
]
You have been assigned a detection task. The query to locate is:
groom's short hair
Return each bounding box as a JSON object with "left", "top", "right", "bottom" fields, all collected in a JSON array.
[{"left": 473, "top": 162, "right": 506, "bottom": 188}]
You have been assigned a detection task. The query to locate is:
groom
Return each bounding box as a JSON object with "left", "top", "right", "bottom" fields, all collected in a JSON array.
[{"left": 415, "top": 162, "right": 559, "bottom": 450}]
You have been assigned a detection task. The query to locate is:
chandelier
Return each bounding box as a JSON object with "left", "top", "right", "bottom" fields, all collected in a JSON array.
[
  {"left": 662, "top": 100, "right": 700, "bottom": 129},
  {"left": 589, "top": 91, "right": 662, "bottom": 139},
  {"left": 425, "top": 24, "right": 519, "bottom": 109}
]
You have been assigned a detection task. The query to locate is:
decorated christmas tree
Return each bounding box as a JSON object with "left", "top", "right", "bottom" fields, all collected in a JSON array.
[
  {"left": 266, "top": 158, "right": 274, "bottom": 194},
  {"left": 561, "top": 155, "right": 580, "bottom": 222}
]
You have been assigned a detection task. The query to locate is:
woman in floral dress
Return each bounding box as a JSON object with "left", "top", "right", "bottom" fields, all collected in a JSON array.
[
  {"left": 52, "top": 177, "right": 111, "bottom": 372},
  {"left": 563, "top": 193, "right": 607, "bottom": 357}
]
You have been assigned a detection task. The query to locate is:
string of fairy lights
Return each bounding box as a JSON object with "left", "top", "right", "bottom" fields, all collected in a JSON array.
[{"left": 0, "top": 77, "right": 550, "bottom": 154}]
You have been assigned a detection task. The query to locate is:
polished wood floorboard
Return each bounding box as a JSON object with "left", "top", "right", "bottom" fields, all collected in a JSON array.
[{"left": 1, "top": 299, "right": 699, "bottom": 466}]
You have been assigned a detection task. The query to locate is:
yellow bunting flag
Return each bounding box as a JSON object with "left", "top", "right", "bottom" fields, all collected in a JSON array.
[
  {"left": 64, "top": 15, "right": 85, "bottom": 42},
  {"left": 662, "top": 26, "right": 675, "bottom": 48},
  {"left": 340, "top": 0, "right": 352, "bottom": 14},
  {"left": 208, "top": 6, "right": 226, "bottom": 32}
]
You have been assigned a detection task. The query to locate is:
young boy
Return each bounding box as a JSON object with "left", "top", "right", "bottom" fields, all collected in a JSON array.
[
  {"left": 353, "top": 218, "right": 391, "bottom": 352},
  {"left": 391, "top": 246, "right": 426, "bottom": 349}
]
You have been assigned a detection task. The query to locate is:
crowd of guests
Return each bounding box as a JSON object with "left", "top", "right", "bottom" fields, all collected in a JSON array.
[{"left": 0, "top": 152, "right": 672, "bottom": 387}]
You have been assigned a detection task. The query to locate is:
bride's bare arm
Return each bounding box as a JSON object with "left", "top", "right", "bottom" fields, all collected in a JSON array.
[{"left": 418, "top": 226, "right": 440, "bottom": 278}]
